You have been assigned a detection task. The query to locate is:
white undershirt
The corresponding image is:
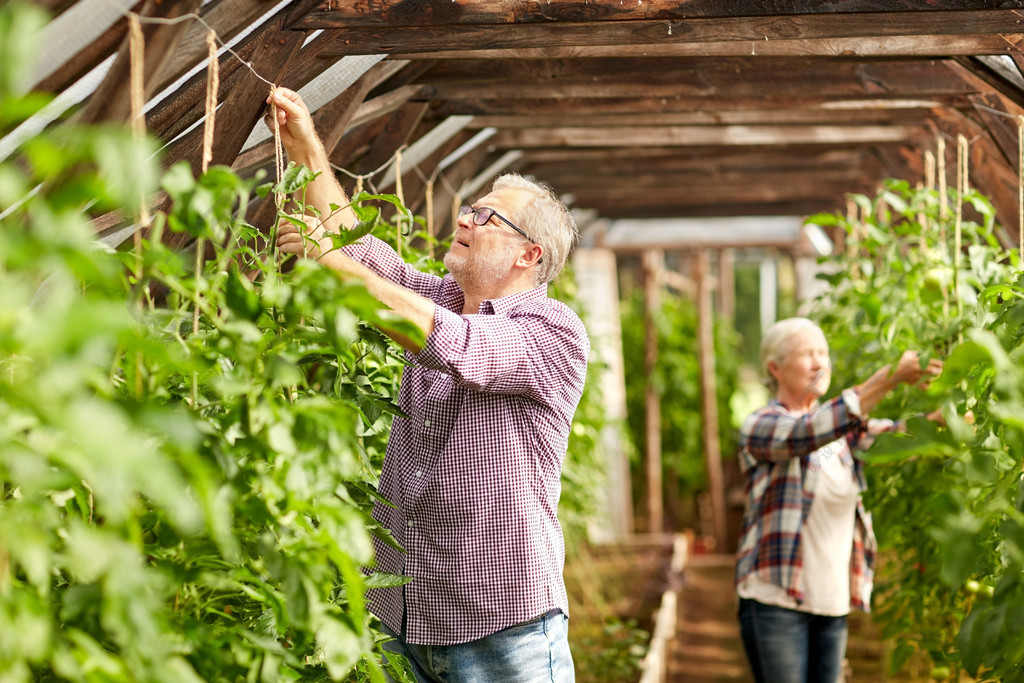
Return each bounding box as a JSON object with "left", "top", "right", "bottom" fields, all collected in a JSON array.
[{"left": 738, "top": 445, "right": 860, "bottom": 616}]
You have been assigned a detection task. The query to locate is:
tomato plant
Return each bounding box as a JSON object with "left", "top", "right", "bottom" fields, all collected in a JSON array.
[
  {"left": 0, "top": 5, "right": 607, "bottom": 680},
  {"left": 620, "top": 287, "right": 740, "bottom": 531},
  {"left": 806, "top": 178, "right": 1024, "bottom": 680}
]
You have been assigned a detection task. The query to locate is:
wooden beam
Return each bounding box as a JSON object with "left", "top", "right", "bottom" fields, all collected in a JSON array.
[
  {"left": 969, "top": 92, "right": 1024, "bottom": 173},
  {"left": 33, "top": 7, "right": 137, "bottom": 95},
  {"left": 643, "top": 249, "right": 664, "bottom": 534},
  {"left": 79, "top": 0, "right": 204, "bottom": 125},
  {"left": 302, "top": 11, "right": 1024, "bottom": 57},
  {"left": 413, "top": 57, "right": 980, "bottom": 101},
  {"left": 718, "top": 248, "right": 735, "bottom": 323},
  {"left": 293, "top": 1, "right": 1023, "bottom": 28},
  {"left": 349, "top": 84, "right": 431, "bottom": 129},
  {"left": 490, "top": 125, "right": 921, "bottom": 148},
  {"left": 591, "top": 199, "right": 842, "bottom": 220},
  {"left": 351, "top": 101, "right": 431, "bottom": 177},
  {"left": 695, "top": 248, "right": 727, "bottom": 551},
  {"left": 544, "top": 168, "right": 868, "bottom": 192},
  {"left": 150, "top": 0, "right": 323, "bottom": 94},
  {"left": 569, "top": 179, "right": 870, "bottom": 207},
  {"left": 523, "top": 147, "right": 870, "bottom": 177},
  {"left": 954, "top": 55, "right": 1024, "bottom": 109},
  {"left": 431, "top": 95, "right": 967, "bottom": 118},
  {"left": 392, "top": 33, "right": 1024, "bottom": 60},
  {"left": 162, "top": 21, "right": 306, "bottom": 244},
  {"left": 467, "top": 108, "right": 936, "bottom": 129}
]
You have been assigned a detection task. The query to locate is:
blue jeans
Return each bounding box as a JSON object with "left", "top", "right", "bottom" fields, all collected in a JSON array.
[
  {"left": 381, "top": 609, "right": 575, "bottom": 682},
  {"left": 738, "top": 598, "right": 848, "bottom": 683}
]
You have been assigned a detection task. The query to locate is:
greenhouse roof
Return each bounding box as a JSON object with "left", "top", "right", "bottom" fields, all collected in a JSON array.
[{"left": 12, "top": 0, "right": 1024, "bottom": 250}]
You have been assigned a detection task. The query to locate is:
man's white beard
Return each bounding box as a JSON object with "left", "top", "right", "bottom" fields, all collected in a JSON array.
[{"left": 444, "top": 240, "right": 521, "bottom": 290}]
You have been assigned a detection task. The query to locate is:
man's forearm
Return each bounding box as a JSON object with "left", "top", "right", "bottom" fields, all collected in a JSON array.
[
  {"left": 318, "top": 248, "right": 436, "bottom": 353},
  {"left": 286, "top": 135, "right": 357, "bottom": 234}
]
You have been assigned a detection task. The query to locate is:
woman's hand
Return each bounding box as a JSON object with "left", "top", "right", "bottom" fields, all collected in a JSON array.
[
  {"left": 891, "top": 350, "right": 944, "bottom": 387},
  {"left": 856, "top": 350, "right": 944, "bottom": 415},
  {"left": 276, "top": 214, "right": 330, "bottom": 261}
]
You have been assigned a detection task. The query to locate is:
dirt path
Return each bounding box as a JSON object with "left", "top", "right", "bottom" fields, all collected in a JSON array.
[{"left": 666, "top": 554, "right": 752, "bottom": 682}]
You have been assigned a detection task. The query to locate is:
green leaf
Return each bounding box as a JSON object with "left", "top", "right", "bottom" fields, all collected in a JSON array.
[
  {"left": 889, "top": 642, "right": 916, "bottom": 676},
  {"left": 273, "top": 162, "right": 319, "bottom": 195}
]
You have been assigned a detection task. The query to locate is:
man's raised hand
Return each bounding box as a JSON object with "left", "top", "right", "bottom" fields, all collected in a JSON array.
[{"left": 264, "top": 88, "right": 318, "bottom": 155}]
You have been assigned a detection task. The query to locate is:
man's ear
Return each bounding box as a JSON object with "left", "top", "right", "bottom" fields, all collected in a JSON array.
[
  {"left": 766, "top": 360, "right": 780, "bottom": 382},
  {"left": 516, "top": 243, "right": 544, "bottom": 268}
]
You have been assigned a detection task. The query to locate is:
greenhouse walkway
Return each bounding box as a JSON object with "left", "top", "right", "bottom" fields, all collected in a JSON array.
[
  {"left": 666, "top": 554, "right": 751, "bottom": 682},
  {"left": 643, "top": 544, "right": 898, "bottom": 682}
]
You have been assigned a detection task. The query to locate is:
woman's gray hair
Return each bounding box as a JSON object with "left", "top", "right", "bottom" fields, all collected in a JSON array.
[
  {"left": 492, "top": 173, "right": 578, "bottom": 286},
  {"left": 760, "top": 317, "right": 825, "bottom": 392}
]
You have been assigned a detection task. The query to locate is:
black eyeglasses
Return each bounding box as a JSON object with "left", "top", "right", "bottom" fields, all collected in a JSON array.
[{"left": 458, "top": 205, "right": 537, "bottom": 244}]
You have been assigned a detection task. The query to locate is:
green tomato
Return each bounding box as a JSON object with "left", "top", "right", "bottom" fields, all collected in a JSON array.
[
  {"left": 965, "top": 579, "right": 981, "bottom": 594},
  {"left": 930, "top": 666, "right": 951, "bottom": 679},
  {"left": 981, "top": 584, "right": 995, "bottom": 598},
  {"left": 923, "top": 266, "right": 952, "bottom": 291}
]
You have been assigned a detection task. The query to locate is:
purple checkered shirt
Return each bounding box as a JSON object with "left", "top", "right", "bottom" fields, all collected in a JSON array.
[{"left": 342, "top": 235, "right": 590, "bottom": 645}]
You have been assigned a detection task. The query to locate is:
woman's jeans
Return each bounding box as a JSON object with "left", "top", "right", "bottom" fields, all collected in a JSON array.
[
  {"left": 381, "top": 609, "right": 575, "bottom": 682},
  {"left": 738, "top": 598, "right": 848, "bottom": 683}
]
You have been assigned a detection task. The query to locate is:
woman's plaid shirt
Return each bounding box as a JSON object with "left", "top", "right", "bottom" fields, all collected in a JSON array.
[
  {"left": 342, "top": 235, "right": 589, "bottom": 645},
  {"left": 735, "top": 390, "right": 881, "bottom": 611}
]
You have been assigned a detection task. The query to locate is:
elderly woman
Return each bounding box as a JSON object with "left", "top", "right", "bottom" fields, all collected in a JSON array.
[{"left": 736, "top": 317, "right": 942, "bottom": 683}]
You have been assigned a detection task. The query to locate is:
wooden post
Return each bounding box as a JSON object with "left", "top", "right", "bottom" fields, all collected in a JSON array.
[
  {"left": 643, "top": 249, "right": 664, "bottom": 534},
  {"left": 717, "top": 248, "right": 735, "bottom": 324},
  {"left": 696, "top": 249, "right": 727, "bottom": 551},
  {"left": 572, "top": 248, "right": 634, "bottom": 540}
]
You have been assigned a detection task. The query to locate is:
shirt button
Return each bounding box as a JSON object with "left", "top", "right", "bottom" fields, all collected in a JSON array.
[
  {"left": 415, "top": 470, "right": 423, "bottom": 477},
  {"left": 407, "top": 520, "right": 415, "bottom": 528},
  {"left": 423, "top": 419, "right": 431, "bottom": 427}
]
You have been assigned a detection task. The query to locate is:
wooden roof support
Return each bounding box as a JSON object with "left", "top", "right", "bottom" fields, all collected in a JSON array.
[
  {"left": 293, "top": 0, "right": 1021, "bottom": 27},
  {"left": 348, "top": 101, "right": 430, "bottom": 179},
  {"left": 79, "top": 0, "right": 205, "bottom": 125},
  {"left": 642, "top": 249, "right": 664, "bottom": 534},
  {"left": 696, "top": 248, "right": 727, "bottom": 551},
  {"left": 433, "top": 95, "right": 963, "bottom": 118},
  {"left": 969, "top": 92, "right": 1024, "bottom": 173},
  {"left": 300, "top": 10, "right": 1024, "bottom": 57},
  {"left": 415, "top": 58, "right": 979, "bottom": 102},
  {"left": 394, "top": 34, "right": 1024, "bottom": 60},
  {"left": 491, "top": 125, "right": 921, "bottom": 148}
]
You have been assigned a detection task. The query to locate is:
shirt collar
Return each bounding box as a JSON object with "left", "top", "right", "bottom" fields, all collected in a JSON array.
[{"left": 476, "top": 284, "right": 548, "bottom": 315}]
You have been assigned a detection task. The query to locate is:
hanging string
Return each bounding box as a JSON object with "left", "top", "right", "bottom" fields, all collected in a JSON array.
[
  {"left": 955, "top": 134, "right": 967, "bottom": 318},
  {"left": 1019, "top": 117, "right": 1024, "bottom": 267},
  {"left": 937, "top": 135, "right": 948, "bottom": 264},
  {"left": 128, "top": 12, "right": 147, "bottom": 399},
  {"left": 425, "top": 176, "right": 435, "bottom": 260},
  {"left": 393, "top": 147, "right": 404, "bottom": 258},
  {"left": 269, "top": 86, "right": 287, "bottom": 265},
  {"left": 921, "top": 149, "right": 935, "bottom": 254},
  {"left": 200, "top": 30, "right": 218, "bottom": 175},
  {"left": 128, "top": 14, "right": 147, "bottom": 278},
  {"left": 190, "top": 29, "right": 218, "bottom": 409}
]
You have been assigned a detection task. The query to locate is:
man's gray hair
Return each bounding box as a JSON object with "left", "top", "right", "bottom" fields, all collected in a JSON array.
[
  {"left": 492, "top": 173, "right": 577, "bottom": 286},
  {"left": 760, "top": 317, "right": 826, "bottom": 392}
]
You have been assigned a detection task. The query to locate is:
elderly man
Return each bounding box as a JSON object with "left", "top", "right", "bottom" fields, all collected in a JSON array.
[{"left": 266, "top": 88, "right": 588, "bottom": 682}]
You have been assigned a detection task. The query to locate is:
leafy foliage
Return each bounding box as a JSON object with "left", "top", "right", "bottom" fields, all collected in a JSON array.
[
  {"left": 0, "top": 6, "right": 608, "bottom": 679},
  {"left": 805, "top": 178, "right": 1024, "bottom": 680},
  {"left": 620, "top": 288, "right": 740, "bottom": 531}
]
